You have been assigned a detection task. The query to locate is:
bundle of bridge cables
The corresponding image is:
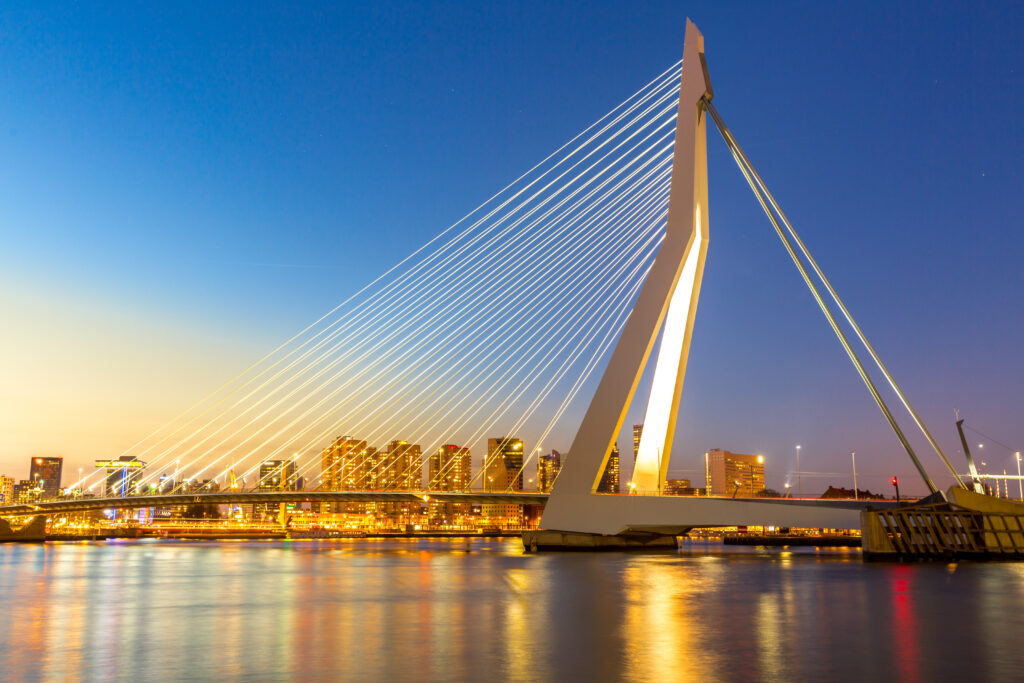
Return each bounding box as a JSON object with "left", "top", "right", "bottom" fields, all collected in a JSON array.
[{"left": 73, "top": 61, "right": 685, "bottom": 495}]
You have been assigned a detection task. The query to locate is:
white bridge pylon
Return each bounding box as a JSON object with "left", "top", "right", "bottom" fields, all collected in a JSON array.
[{"left": 540, "top": 20, "right": 864, "bottom": 536}]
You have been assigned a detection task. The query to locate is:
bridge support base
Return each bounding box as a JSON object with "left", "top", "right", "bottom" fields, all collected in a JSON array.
[
  {"left": 0, "top": 516, "right": 46, "bottom": 543},
  {"left": 521, "top": 529, "right": 677, "bottom": 552},
  {"left": 862, "top": 487, "right": 1024, "bottom": 561}
]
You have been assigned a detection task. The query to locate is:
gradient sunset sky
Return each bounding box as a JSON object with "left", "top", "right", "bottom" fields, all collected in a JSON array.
[{"left": 1, "top": 2, "right": 1021, "bottom": 496}]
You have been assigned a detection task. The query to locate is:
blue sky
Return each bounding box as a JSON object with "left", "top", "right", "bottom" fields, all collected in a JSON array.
[{"left": 1, "top": 1, "right": 1021, "bottom": 495}]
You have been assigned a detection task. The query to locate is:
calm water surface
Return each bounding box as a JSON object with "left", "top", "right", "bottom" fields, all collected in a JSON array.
[{"left": 2, "top": 538, "right": 1023, "bottom": 682}]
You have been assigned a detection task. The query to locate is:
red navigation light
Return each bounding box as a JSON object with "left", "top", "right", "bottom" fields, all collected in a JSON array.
[{"left": 891, "top": 477, "right": 898, "bottom": 487}]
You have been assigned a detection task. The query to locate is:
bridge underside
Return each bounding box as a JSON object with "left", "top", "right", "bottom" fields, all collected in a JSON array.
[{"left": 542, "top": 494, "right": 893, "bottom": 537}]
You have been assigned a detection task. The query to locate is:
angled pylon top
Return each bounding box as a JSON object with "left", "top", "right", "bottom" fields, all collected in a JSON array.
[{"left": 541, "top": 19, "right": 711, "bottom": 531}]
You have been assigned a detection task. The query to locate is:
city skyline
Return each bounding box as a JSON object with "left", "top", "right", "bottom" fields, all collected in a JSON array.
[{"left": 1, "top": 3, "right": 1021, "bottom": 499}]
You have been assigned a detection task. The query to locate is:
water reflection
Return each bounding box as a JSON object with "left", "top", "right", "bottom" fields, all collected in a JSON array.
[{"left": 1, "top": 540, "right": 1024, "bottom": 681}]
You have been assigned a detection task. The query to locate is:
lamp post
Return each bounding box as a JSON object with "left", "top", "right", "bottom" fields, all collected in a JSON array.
[
  {"left": 784, "top": 482, "right": 791, "bottom": 498},
  {"left": 796, "top": 445, "right": 802, "bottom": 498}
]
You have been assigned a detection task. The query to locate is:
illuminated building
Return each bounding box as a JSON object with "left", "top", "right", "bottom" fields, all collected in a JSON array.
[
  {"left": 96, "top": 456, "right": 146, "bottom": 497},
  {"left": 597, "top": 443, "right": 620, "bottom": 493},
  {"left": 383, "top": 441, "right": 422, "bottom": 490},
  {"left": 256, "top": 459, "right": 297, "bottom": 520},
  {"left": 485, "top": 437, "right": 524, "bottom": 491},
  {"left": 13, "top": 479, "right": 42, "bottom": 504},
  {"left": 537, "top": 450, "right": 562, "bottom": 493},
  {"left": 633, "top": 424, "right": 643, "bottom": 463},
  {"left": 375, "top": 441, "right": 422, "bottom": 521},
  {"left": 484, "top": 437, "right": 524, "bottom": 524},
  {"left": 429, "top": 444, "right": 472, "bottom": 522},
  {"left": 29, "top": 457, "right": 63, "bottom": 498},
  {"left": 664, "top": 478, "right": 692, "bottom": 495},
  {"left": 0, "top": 476, "right": 13, "bottom": 505},
  {"left": 429, "top": 445, "right": 471, "bottom": 491},
  {"left": 259, "top": 460, "right": 298, "bottom": 491},
  {"left": 321, "top": 436, "right": 371, "bottom": 513},
  {"left": 704, "top": 449, "right": 765, "bottom": 497}
]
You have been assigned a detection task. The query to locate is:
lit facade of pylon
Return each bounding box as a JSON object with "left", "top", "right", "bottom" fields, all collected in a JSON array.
[
  {"left": 632, "top": 200, "right": 707, "bottom": 493},
  {"left": 539, "top": 18, "right": 713, "bottom": 534}
]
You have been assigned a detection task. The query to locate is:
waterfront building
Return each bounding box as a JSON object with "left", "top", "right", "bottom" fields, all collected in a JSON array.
[
  {"left": 484, "top": 437, "right": 524, "bottom": 524},
  {"left": 13, "top": 479, "right": 42, "bottom": 504},
  {"left": 633, "top": 424, "right": 643, "bottom": 463},
  {"left": 96, "top": 456, "right": 146, "bottom": 497},
  {"left": 598, "top": 443, "right": 620, "bottom": 493},
  {"left": 29, "top": 457, "right": 63, "bottom": 499},
  {"left": 383, "top": 441, "right": 422, "bottom": 491},
  {"left": 429, "top": 444, "right": 471, "bottom": 491},
  {"left": 664, "top": 478, "right": 692, "bottom": 495},
  {"left": 704, "top": 449, "right": 765, "bottom": 497},
  {"left": 537, "top": 450, "right": 562, "bottom": 493},
  {"left": 373, "top": 441, "right": 422, "bottom": 522},
  {"left": 0, "top": 475, "right": 13, "bottom": 505},
  {"left": 428, "top": 444, "right": 472, "bottom": 523},
  {"left": 322, "top": 437, "right": 370, "bottom": 491},
  {"left": 321, "top": 436, "right": 371, "bottom": 513},
  {"left": 485, "top": 437, "right": 524, "bottom": 491},
  {"left": 256, "top": 459, "right": 298, "bottom": 521},
  {"left": 258, "top": 460, "right": 298, "bottom": 491}
]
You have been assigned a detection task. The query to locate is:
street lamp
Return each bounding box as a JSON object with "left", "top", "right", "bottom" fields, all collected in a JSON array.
[{"left": 784, "top": 482, "right": 791, "bottom": 498}]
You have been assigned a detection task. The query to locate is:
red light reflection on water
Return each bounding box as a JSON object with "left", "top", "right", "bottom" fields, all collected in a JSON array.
[{"left": 890, "top": 566, "right": 922, "bottom": 683}]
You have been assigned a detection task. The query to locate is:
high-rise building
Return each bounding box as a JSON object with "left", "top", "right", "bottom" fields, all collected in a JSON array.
[
  {"left": 429, "top": 445, "right": 471, "bottom": 491},
  {"left": 598, "top": 443, "right": 620, "bottom": 493},
  {"left": 371, "top": 441, "right": 422, "bottom": 522},
  {"left": 485, "top": 437, "right": 524, "bottom": 491},
  {"left": 537, "top": 450, "right": 562, "bottom": 493},
  {"left": 0, "top": 475, "right": 13, "bottom": 505},
  {"left": 256, "top": 459, "right": 298, "bottom": 520},
  {"left": 258, "top": 460, "right": 298, "bottom": 491},
  {"left": 321, "top": 437, "right": 373, "bottom": 513},
  {"left": 428, "top": 444, "right": 472, "bottom": 523},
  {"left": 321, "top": 437, "right": 370, "bottom": 491},
  {"left": 632, "top": 424, "right": 643, "bottom": 463},
  {"left": 383, "top": 441, "right": 422, "bottom": 491},
  {"left": 483, "top": 437, "right": 524, "bottom": 524},
  {"left": 705, "top": 449, "right": 765, "bottom": 498},
  {"left": 96, "top": 456, "right": 146, "bottom": 497},
  {"left": 29, "top": 457, "right": 63, "bottom": 498}
]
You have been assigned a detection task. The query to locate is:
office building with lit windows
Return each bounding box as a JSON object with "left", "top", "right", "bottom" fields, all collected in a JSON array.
[
  {"left": 96, "top": 456, "right": 146, "bottom": 498},
  {"left": 321, "top": 436, "right": 372, "bottom": 513},
  {"left": 485, "top": 437, "right": 524, "bottom": 491},
  {"left": 0, "top": 475, "right": 14, "bottom": 505},
  {"left": 598, "top": 443, "right": 620, "bottom": 493},
  {"left": 538, "top": 450, "right": 562, "bottom": 493},
  {"left": 632, "top": 424, "right": 643, "bottom": 463},
  {"left": 484, "top": 437, "right": 524, "bottom": 523},
  {"left": 705, "top": 449, "right": 765, "bottom": 498},
  {"left": 429, "top": 444, "right": 471, "bottom": 491},
  {"left": 29, "top": 457, "right": 63, "bottom": 498},
  {"left": 259, "top": 460, "right": 298, "bottom": 491},
  {"left": 429, "top": 444, "right": 472, "bottom": 522}
]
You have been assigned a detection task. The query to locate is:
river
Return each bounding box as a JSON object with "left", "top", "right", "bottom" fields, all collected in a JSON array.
[{"left": 2, "top": 538, "right": 1023, "bottom": 681}]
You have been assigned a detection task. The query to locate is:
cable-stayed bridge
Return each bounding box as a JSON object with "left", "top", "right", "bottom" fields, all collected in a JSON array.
[{"left": 2, "top": 21, "right": 955, "bottom": 545}]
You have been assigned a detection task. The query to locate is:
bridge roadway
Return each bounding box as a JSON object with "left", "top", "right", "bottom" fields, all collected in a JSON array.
[
  {"left": 0, "top": 490, "right": 896, "bottom": 530},
  {"left": 0, "top": 490, "right": 549, "bottom": 517}
]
